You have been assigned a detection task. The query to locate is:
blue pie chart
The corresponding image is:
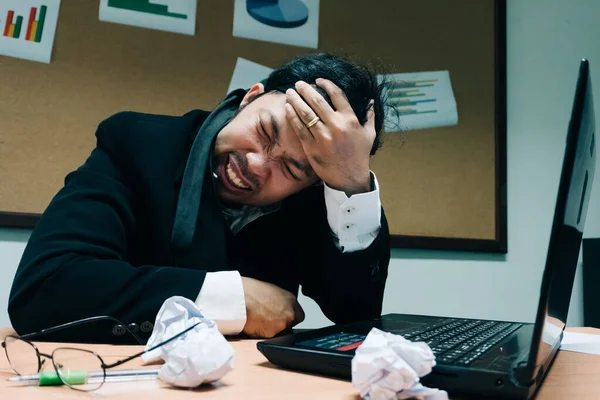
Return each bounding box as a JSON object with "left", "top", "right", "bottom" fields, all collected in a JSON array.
[{"left": 246, "top": 0, "right": 309, "bottom": 28}]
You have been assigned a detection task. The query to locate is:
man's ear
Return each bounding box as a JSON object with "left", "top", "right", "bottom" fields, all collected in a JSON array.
[{"left": 240, "top": 83, "right": 265, "bottom": 107}]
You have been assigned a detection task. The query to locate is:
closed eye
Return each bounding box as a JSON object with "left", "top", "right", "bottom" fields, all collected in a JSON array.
[
  {"left": 283, "top": 161, "right": 301, "bottom": 181},
  {"left": 259, "top": 120, "right": 271, "bottom": 143}
]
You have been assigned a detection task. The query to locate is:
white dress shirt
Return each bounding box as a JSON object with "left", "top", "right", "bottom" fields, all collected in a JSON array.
[{"left": 195, "top": 172, "right": 382, "bottom": 335}]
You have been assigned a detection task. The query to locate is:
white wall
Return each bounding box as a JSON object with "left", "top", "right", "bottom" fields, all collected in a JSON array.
[
  {"left": 0, "top": 229, "right": 30, "bottom": 327},
  {"left": 1, "top": 0, "right": 599, "bottom": 331}
]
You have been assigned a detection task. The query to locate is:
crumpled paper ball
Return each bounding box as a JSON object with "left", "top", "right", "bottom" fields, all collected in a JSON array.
[
  {"left": 351, "top": 328, "right": 448, "bottom": 400},
  {"left": 142, "top": 296, "right": 234, "bottom": 387}
]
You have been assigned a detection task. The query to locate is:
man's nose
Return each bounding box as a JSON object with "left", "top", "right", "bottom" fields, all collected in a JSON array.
[{"left": 246, "top": 152, "right": 271, "bottom": 181}]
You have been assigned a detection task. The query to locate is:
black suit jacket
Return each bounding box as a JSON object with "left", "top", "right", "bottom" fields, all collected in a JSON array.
[{"left": 8, "top": 97, "right": 390, "bottom": 343}]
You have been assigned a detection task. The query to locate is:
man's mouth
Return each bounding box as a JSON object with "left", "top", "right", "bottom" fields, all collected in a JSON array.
[
  {"left": 226, "top": 161, "right": 250, "bottom": 189},
  {"left": 221, "top": 155, "right": 253, "bottom": 192}
]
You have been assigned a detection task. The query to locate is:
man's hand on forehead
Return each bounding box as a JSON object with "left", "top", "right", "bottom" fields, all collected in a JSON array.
[{"left": 284, "top": 78, "right": 375, "bottom": 196}]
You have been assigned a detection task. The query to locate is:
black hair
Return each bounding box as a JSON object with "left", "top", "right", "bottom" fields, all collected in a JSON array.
[{"left": 263, "top": 53, "right": 387, "bottom": 155}]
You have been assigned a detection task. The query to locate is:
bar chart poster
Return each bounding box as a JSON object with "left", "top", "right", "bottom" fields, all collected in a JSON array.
[
  {"left": 0, "top": 0, "right": 60, "bottom": 63},
  {"left": 378, "top": 71, "right": 459, "bottom": 132},
  {"left": 99, "top": 0, "right": 196, "bottom": 36}
]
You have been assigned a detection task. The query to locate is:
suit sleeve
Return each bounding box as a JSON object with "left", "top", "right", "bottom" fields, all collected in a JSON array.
[
  {"left": 8, "top": 114, "right": 206, "bottom": 343},
  {"left": 298, "top": 194, "right": 391, "bottom": 325}
]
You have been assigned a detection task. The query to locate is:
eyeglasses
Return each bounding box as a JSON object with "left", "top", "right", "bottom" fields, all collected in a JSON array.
[{"left": 2, "top": 315, "right": 200, "bottom": 391}]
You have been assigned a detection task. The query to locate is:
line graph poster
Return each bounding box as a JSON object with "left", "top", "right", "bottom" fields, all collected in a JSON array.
[
  {"left": 379, "top": 70, "right": 458, "bottom": 132},
  {"left": 0, "top": 0, "right": 60, "bottom": 63}
]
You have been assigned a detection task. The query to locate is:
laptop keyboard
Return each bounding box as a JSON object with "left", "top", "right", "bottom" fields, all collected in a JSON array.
[{"left": 401, "top": 319, "right": 522, "bottom": 366}]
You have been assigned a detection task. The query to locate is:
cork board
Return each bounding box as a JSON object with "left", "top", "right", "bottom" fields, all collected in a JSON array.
[{"left": 0, "top": 0, "right": 507, "bottom": 252}]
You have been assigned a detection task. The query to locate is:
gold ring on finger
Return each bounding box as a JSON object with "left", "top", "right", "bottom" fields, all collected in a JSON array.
[{"left": 305, "top": 116, "right": 320, "bottom": 129}]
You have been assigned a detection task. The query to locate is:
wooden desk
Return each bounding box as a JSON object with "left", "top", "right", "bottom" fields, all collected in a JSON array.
[{"left": 2, "top": 327, "right": 600, "bottom": 399}]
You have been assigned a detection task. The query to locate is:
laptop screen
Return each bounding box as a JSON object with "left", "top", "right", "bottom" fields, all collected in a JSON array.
[{"left": 526, "top": 59, "right": 597, "bottom": 383}]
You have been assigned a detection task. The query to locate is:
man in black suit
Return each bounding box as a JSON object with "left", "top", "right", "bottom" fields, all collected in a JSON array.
[{"left": 8, "top": 53, "right": 391, "bottom": 343}]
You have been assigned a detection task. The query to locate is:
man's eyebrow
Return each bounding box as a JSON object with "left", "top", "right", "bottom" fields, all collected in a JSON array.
[{"left": 268, "top": 110, "right": 280, "bottom": 142}]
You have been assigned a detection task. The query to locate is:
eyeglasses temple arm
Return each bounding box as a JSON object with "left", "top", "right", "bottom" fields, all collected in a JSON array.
[
  {"left": 103, "top": 322, "right": 201, "bottom": 369},
  {"left": 17, "top": 316, "right": 145, "bottom": 345}
]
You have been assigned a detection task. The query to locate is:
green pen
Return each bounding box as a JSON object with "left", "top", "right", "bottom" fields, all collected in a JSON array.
[{"left": 7, "top": 368, "right": 161, "bottom": 386}]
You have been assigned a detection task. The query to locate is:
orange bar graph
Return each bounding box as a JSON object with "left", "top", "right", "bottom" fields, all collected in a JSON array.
[
  {"left": 30, "top": 20, "right": 38, "bottom": 40},
  {"left": 8, "top": 24, "right": 15, "bottom": 37},
  {"left": 26, "top": 7, "right": 37, "bottom": 40},
  {"left": 3, "top": 10, "right": 14, "bottom": 37}
]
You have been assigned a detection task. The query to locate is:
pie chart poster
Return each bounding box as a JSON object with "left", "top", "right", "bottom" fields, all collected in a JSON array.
[{"left": 233, "top": 0, "right": 319, "bottom": 49}]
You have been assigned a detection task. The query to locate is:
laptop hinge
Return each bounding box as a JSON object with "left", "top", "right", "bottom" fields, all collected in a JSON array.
[{"left": 509, "top": 361, "right": 535, "bottom": 389}]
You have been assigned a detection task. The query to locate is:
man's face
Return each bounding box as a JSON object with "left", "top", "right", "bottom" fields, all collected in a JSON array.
[{"left": 213, "top": 84, "right": 319, "bottom": 207}]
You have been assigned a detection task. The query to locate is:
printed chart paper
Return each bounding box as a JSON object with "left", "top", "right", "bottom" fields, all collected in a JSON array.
[
  {"left": 378, "top": 71, "right": 458, "bottom": 132},
  {"left": 0, "top": 0, "right": 61, "bottom": 63},
  {"left": 99, "top": 0, "right": 196, "bottom": 35},
  {"left": 233, "top": 0, "right": 319, "bottom": 49},
  {"left": 228, "top": 57, "right": 273, "bottom": 94}
]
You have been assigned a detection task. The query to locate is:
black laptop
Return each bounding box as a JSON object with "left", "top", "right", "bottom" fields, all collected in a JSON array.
[{"left": 257, "top": 59, "right": 597, "bottom": 399}]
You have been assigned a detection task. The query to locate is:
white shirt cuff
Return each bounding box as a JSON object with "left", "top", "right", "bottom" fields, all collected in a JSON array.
[
  {"left": 195, "top": 271, "right": 246, "bottom": 335},
  {"left": 324, "top": 171, "right": 382, "bottom": 253}
]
